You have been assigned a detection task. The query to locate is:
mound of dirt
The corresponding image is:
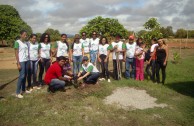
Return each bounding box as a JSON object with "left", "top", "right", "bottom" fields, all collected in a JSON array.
[{"left": 104, "top": 87, "right": 167, "bottom": 110}]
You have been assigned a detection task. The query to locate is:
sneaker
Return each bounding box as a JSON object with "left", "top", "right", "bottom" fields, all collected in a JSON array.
[
  {"left": 16, "top": 94, "right": 23, "bottom": 99},
  {"left": 99, "top": 78, "right": 105, "bottom": 81},
  {"left": 25, "top": 90, "right": 31, "bottom": 94},
  {"left": 29, "top": 88, "right": 33, "bottom": 92},
  {"left": 33, "top": 86, "right": 41, "bottom": 90},
  {"left": 108, "top": 79, "right": 111, "bottom": 83}
]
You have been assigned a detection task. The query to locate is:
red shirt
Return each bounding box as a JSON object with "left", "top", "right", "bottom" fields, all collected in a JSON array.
[{"left": 44, "top": 62, "right": 62, "bottom": 85}]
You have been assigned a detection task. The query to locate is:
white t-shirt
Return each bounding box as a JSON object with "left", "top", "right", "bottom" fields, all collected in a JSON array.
[
  {"left": 40, "top": 43, "right": 51, "bottom": 59},
  {"left": 28, "top": 42, "right": 39, "bottom": 61},
  {"left": 135, "top": 47, "right": 145, "bottom": 60},
  {"left": 111, "top": 41, "right": 124, "bottom": 60},
  {"left": 98, "top": 44, "right": 109, "bottom": 55},
  {"left": 56, "top": 41, "right": 68, "bottom": 57},
  {"left": 90, "top": 38, "right": 99, "bottom": 51},
  {"left": 82, "top": 62, "right": 99, "bottom": 73},
  {"left": 72, "top": 43, "right": 83, "bottom": 56},
  {"left": 126, "top": 42, "right": 136, "bottom": 58},
  {"left": 80, "top": 38, "right": 90, "bottom": 53},
  {"left": 14, "top": 40, "right": 28, "bottom": 62},
  {"left": 150, "top": 43, "right": 158, "bottom": 52}
]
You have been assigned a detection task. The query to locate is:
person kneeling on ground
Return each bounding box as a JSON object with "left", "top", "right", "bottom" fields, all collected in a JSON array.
[
  {"left": 77, "top": 56, "right": 100, "bottom": 88},
  {"left": 44, "top": 56, "right": 70, "bottom": 93}
]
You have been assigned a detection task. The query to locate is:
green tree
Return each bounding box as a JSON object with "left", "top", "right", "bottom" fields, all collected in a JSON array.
[
  {"left": 0, "top": 5, "right": 32, "bottom": 46},
  {"left": 175, "top": 29, "right": 187, "bottom": 38},
  {"left": 160, "top": 26, "right": 174, "bottom": 38},
  {"left": 137, "top": 30, "right": 147, "bottom": 38},
  {"left": 45, "top": 28, "right": 60, "bottom": 42},
  {"left": 166, "top": 26, "right": 174, "bottom": 37},
  {"left": 142, "top": 18, "right": 163, "bottom": 45},
  {"left": 79, "top": 16, "right": 128, "bottom": 38}
]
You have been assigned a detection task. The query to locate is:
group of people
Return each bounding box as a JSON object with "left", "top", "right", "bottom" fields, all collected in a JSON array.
[{"left": 14, "top": 30, "right": 168, "bottom": 98}]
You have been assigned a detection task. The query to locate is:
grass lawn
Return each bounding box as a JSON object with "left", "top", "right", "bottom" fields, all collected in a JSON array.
[{"left": 0, "top": 49, "right": 194, "bottom": 126}]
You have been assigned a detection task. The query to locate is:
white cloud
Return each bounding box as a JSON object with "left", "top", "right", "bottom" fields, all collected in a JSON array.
[{"left": 0, "top": 0, "right": 193, "bottom": 34}]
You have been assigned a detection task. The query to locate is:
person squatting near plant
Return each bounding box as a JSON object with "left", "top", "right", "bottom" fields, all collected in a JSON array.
[
  {"left": 109, "top": 35, "right": 126, "bottom": 80},
  {"left": 26, "top": 34, "right": 40, "bottom": 91},
  {"left": 124, "top": 35, "right": 136, "bottom": 79},
  {"left": 38, "top": 33, "right": 52, "bottom": 86},
  {"left": 44, "top": 56, "right": 71, "bottom": 93},
  {"left": 14, "top": 30, "right": 29, "bottom": 98},
  {"left": 77, "top": 56, "right": 100, "bottom": 88},
  {"left": 97, "top": 37, "right": 111, "bottom": 83}
]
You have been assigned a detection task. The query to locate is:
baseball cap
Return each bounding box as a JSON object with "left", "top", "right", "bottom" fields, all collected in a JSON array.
[{"left": 129, "top": 35, "right": 134, "bottom": 40}]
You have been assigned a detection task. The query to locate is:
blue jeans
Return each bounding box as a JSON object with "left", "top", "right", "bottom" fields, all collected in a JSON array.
[
  {"left": 16, "top": 61, "right": 28, "bottom": 94},
  {"left": 50, "top": 79, "right": 65, "bottom": 90},
  {"left": 90, "top": 50, "right": 100, "bottom": 71},
  {"left": 27, "top": 60, "right": 39, "bottom": 88},
  {"left": 90, "top": 51, "right": 98, "bottom": 64},
  {"left": 81, "top": 71, "right": 100, "bottom": 84},
  {"left": 125, "top": 57, "right": 136, "bottom": 79},
  {"left": 73, "top": 55, "right": 82, "bottom": 76}
]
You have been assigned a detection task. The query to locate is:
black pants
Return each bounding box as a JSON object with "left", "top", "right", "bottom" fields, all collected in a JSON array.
[
  {"left": 81, "top": 71, "right": 100, "bottom": 84},
  {"left": 113, "top": 60, "right": 123, "bottom": 80},
  {"left": 99, "top": 54, "right": 109, "bottom": 79},
  {"left": 146, "top": 60, "right": 156, "bottom": 82},
  {"left": 38, "top": 58, "right": 51, "bottom": 84},
  {"left": 156, "top": 61, "right": 167, "bottom": 84}
]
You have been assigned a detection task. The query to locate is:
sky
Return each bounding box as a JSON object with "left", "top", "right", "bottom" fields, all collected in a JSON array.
[{"left": 0, "top": 0, "right": 193, "bottom": 34}]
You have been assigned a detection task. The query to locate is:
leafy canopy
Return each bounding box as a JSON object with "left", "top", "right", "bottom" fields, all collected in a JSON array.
[
  {"left": 79, "top": 16, "right": 128, "bottom": 38},
  {"left": 0, "top": 5, "right": 32, "bottom": 45}
]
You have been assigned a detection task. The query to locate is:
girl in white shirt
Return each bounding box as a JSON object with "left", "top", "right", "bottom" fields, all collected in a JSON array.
[
  {"left": 70, "top": 34, "right": 84, "bottom": 77},
  {"left": 53, "top": 34, "right": 69, "bottom": 59},
  {"left": 38, "top": 33, "right": 52, "bottom": 85},
  {"left": 27, "top": 34, "right": 40, "bottom": 90},
  {"left": 14, "top": 30, "right": 28, "bottom": 98},
  {"left": 97, "top": 37, "right": 111, "bottom": 82}
]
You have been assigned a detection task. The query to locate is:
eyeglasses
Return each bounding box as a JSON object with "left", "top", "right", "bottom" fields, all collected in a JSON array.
[
  {"left": 82, "top": 34, "right": 86, "bottom": 36},
  {"left": 93, "top": 34, "right": 96, "bottom": 35}
]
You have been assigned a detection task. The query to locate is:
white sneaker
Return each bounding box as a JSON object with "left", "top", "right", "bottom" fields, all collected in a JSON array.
[
  {"left": 33, "top": 86, "right": 41, "bottom": 90},
  {"left": 29, "top": 88, "right": 33, "bottom": 92},
  {"left": 25, "top": 90, "right": 31, "bottom": 94},
  {"left": 99, "top": 78, "right": 105, "bottom": 81},
  {"left": 16, "top": 94, "right": 23, "bottom": 99},
  {"left": 108, "top": 79, "right": 111, "bottom": 83}
]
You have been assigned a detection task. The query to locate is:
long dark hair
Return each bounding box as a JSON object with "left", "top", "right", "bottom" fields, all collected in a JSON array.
[
  {"left": 61, "top": 33, "right": 69, "bottom": 50},
  {"left": 40, "top": 33, "right": 50, "bottom": 43},
  {"left": 99, "top": 36, "right": 108, "bottom": 44}
]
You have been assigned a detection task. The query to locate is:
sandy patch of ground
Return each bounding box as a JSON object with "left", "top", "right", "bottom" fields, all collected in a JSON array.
[
  {"left": 0, "top": 60, "right": 17, "bottom": 69},
  {"left": 104, "top": 87, "right": 167, "bottom": 110}
]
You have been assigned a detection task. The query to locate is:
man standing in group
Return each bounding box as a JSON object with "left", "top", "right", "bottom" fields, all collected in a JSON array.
[
  {"left": 124, "top": 35, "right": 136, "bottom": 79},
  {"left": 109, "top": 35, "right": 126, "bottom": 80}
]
